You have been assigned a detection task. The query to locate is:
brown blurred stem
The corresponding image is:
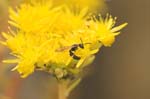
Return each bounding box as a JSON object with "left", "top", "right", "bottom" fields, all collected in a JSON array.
[{"left": 58, "top": 81, "right": 68, "bottom": 99}]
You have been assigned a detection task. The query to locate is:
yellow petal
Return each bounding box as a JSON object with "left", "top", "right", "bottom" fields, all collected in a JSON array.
[
  {"left": 3, "top": 59, "right": 19, "bottom": 63},
  {"left": 111, "top": 23, "right": 128, "bottom": 33}
]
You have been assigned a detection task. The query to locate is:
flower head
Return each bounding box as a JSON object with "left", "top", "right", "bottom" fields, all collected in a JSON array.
[
  {"left": 88, "top": 14, "right": 128, "bottom": 46},
  {"left": 0, "top": 1, "right": 127, "bottom": 78}
]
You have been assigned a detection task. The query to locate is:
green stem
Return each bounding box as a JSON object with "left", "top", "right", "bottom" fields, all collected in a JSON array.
[
  {"left": 58, "top": 81, "right": 68, "bottom": 99},
  {"left": 66, "top": 78, "right": 81, "bottom": 96},
  {"left": 58, "top": 78, "right": 82, "bottom": 99}
]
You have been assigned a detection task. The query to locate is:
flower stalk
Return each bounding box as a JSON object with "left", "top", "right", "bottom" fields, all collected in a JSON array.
[
  {"left": 58, "top": 81, "right": 67, "bottom": 99},
  {"left": 57, "top": 78, "right": 81, "bottom": 99}
]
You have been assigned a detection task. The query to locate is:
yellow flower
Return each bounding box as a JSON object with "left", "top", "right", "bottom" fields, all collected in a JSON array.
[
  {"left": 0, "top": 1, "right": 127, "bottom": 78},
  {"left": 53, "top": 6, "right": 88, "bottom": 35},
  {"left": 89, "top": 15, "right": 128, "bottom": 46},
  {"left": 9, "top": 1, "right": 60, "bottom": 33}
]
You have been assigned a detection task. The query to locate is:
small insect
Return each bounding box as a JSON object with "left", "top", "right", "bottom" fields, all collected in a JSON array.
[{"left": 55, "top": 39, "right": 91, "bottom": 60}]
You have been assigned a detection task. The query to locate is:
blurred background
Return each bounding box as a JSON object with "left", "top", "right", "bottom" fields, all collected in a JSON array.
[{"left": 0, "top": 0, "right": 150, "bottom": 99}]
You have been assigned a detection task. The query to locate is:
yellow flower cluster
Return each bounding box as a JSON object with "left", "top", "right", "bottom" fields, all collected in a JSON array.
[{"left": 0, "top": 1, "right": 127, "bottom": 78}]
